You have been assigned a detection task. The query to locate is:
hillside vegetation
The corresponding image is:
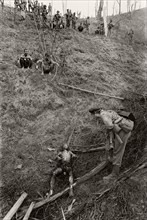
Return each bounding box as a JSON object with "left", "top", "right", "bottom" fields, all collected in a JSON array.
[{"left": 0, "top": 6, "right": 147, "bottom": 220}]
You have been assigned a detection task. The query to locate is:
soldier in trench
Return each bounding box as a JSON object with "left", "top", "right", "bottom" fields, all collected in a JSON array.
[{"left": 89, "top": 107, "right": 134, "bottom": 183}]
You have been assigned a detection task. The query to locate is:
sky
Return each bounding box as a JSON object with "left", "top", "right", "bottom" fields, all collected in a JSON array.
[{"left": 5, "top": 0, "right": 147, "bottom": 17}]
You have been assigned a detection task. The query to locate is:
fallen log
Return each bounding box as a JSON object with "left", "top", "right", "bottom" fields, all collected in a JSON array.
[
  {"left": 61, "top": 207, "right": 66, "bottom": 220},
  {"left": 33, "top": 161, "right": 108, "bottom": 210},
  {"left": 59, "top": 83, "right": 124, "bottom": 100},
  {"left": 62, "top": 159, "right": 147, "bottom": 220},
  {"left": 17, "top": 161, "right": 108, "bottom": 219},
  {"left": 76, "top": 161, "right": 108, "bottom": 184},
  {"left": 22, "top": 202, "right": 35, "bottom": 220},
  {"left": 3, "top": 192, "right": 28, "bottom": 220},
  {"left": 72, "top": 146, "right": 106, "bottom": 153}
]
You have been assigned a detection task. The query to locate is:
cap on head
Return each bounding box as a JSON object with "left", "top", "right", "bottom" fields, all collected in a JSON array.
[{"left": 89, "top": 107, "right": 102, "bottom": 115}]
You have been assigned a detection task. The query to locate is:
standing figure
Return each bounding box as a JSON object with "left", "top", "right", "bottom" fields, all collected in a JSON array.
[
  {"left": 108, "top": 19, "right": 114, "bottom": 36},
  {"left": 89, "top": 107, "right": 134, "bottom": 183},
  {"left": 49, "top": 144, "right": 77, "bottom": 197},
  {"left": 20, "top": 0, "right": 27, "bottom": 11},
  {"left": 85, "top": 16, "right": 90, "bottom": 30},
  {"left": 42, "top": 5, "right": 48, "bottom": 23},
  {"left": 72, "top": 12, "right": 76, "bottom": 29},
  {"left": 128, "top": 29, "right": 134, "bottom": 44},
  {"left": 28, "top": 0, "right": 33, "bottom": 12},
  {"left": 48, "top": 3, "right": 52, "bottom": 15},
  {"left": 65, "top": 9, "right": 72, "bottom": 28},
  {"left": 47, "top": 3, "right": 52, "bottom": 27},
  {"left": 14, "top": 0, "right": 20, "bottom": 10},
  {"left": 53, "top": 10, "right": 61, "bottom": 29}
]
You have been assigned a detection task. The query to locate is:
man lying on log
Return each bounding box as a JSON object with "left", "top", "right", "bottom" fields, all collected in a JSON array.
[
  {"left": 89, "top": 107, "right": 135, "bottom": 183},
  {"left": 49, "top": 144, "right": 77, "bottom": 197}
]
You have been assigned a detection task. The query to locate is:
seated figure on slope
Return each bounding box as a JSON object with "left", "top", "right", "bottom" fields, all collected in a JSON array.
[
  {"left": 18, "top": 49, "right": 33, "bottom": 69},
  {"left": 49, "top": 144, "right": 77, "bottom": 197},
  {"left": 36, "top": 53, "right": 59, "bottom": 75},
  {"left": 78, "top": 22, "right": 84, "bottom": 32}
]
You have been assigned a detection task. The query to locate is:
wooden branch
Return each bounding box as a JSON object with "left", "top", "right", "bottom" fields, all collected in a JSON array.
[
  {"left": 59, "top": 83, "right": 124, "bottom": 100},
  {"left": 61, "top": 207, "right": 66, "bottom": 220},
  {"left": 72, "top": 146, "right": 106, "bottom": 153},
  {"left": 76, "top": 161, "right": 108, "bottom": 184},
  {"left": 58, "top": 159, "right": 147, "bottom": 220},
  {"left": 33, "top": 161, "right": 107, "bottom": 210},
  {"left": 18, "top": 161, "right": 108, "bottom": 220},
  {"left": 22, "top": 202, "right": 35, "bottom": 220},
  {"left": 3, "top": 192, "right": 28, "bottom": 220}
]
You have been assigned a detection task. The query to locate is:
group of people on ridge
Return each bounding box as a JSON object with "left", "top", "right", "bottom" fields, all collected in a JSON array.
[{"left": 14, "top": 0, "right": 91, "bottom": 32}]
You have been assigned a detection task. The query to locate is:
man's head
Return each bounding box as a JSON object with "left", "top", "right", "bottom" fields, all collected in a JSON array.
[
  {"left": 24, "top": 49, "right": 28, "bottom": 56},
  {"left": 63, "top": 143, "right": 69, "bottom": 150},
  {"left": 89, "top": 107, "right": 102, "bottom": 116},
  {"left": 57, "top": 10, "right": 59, "bottom": 14}
]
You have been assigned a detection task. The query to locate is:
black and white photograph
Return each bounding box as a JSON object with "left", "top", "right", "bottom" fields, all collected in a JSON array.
[{"left": 0, "top": 0, "right": 147, "bottom": 219}]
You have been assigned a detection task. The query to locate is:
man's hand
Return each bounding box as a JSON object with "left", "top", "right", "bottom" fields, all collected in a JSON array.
[{"left": 113, "top": 124, "right": 121, "bottom": 133}]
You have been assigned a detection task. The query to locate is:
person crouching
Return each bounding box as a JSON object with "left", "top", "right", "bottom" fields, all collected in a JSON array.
[
  {"left": 36, "top": 53, "right": 59, "bottom": 75},
  {"left": 19, "top": 49, "right": 33, "bottom": 69}
]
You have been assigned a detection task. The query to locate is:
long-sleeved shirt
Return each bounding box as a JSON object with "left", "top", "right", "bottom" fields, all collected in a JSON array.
[{"left": 100, "top": 110, "right": 123, "bottom": 130}]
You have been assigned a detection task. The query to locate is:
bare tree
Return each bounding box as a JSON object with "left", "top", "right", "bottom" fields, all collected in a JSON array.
[
  {"left": 0, "top": 0, "right": 4, "bottom": 10},
  {"left": 134, "top": 0, "right": 138, "bottom": 10},
  {"left": 95, "top": 0, "right": 99, "bottom": 17},
  {"left": 127, "top": 0, "right": 131, "bottom": 12},
  {"left": 97, "top": 0, "right": 104, "bottom": 20},
  {"left": 113, "top": 1, "right": 116, "bottom": 16},
  {"left": 116, "top": 0, "right": 121, "bottom": 14}
]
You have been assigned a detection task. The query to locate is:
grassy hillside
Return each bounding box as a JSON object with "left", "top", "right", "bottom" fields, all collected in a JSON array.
[
  {"left": 0, "top": 6, "right": 147, "bottom": 220},
  {"left": 110, "top": 8, "right": 147, "bottom": 44}
]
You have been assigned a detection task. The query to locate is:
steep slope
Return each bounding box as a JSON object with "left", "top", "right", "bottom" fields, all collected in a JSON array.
[{"left": 0, "top": 6, "right": 147, "bottom": 220}]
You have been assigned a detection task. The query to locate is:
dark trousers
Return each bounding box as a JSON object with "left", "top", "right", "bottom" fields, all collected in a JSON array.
[
  {"left": 43, "top": 64, "right": 54, "bottom": 74},
  {"left": 20, "top": 58, "right": 33, "bottom": 68}
]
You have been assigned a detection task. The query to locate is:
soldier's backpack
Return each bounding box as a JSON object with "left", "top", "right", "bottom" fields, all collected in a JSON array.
[{"left": 117, "top": 110, "right": 136, "bottom": 124}]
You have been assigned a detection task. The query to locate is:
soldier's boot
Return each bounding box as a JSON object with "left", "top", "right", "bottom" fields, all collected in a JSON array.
[{"left": 103, "top": 165, "right": 120, "bottom": 183}]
